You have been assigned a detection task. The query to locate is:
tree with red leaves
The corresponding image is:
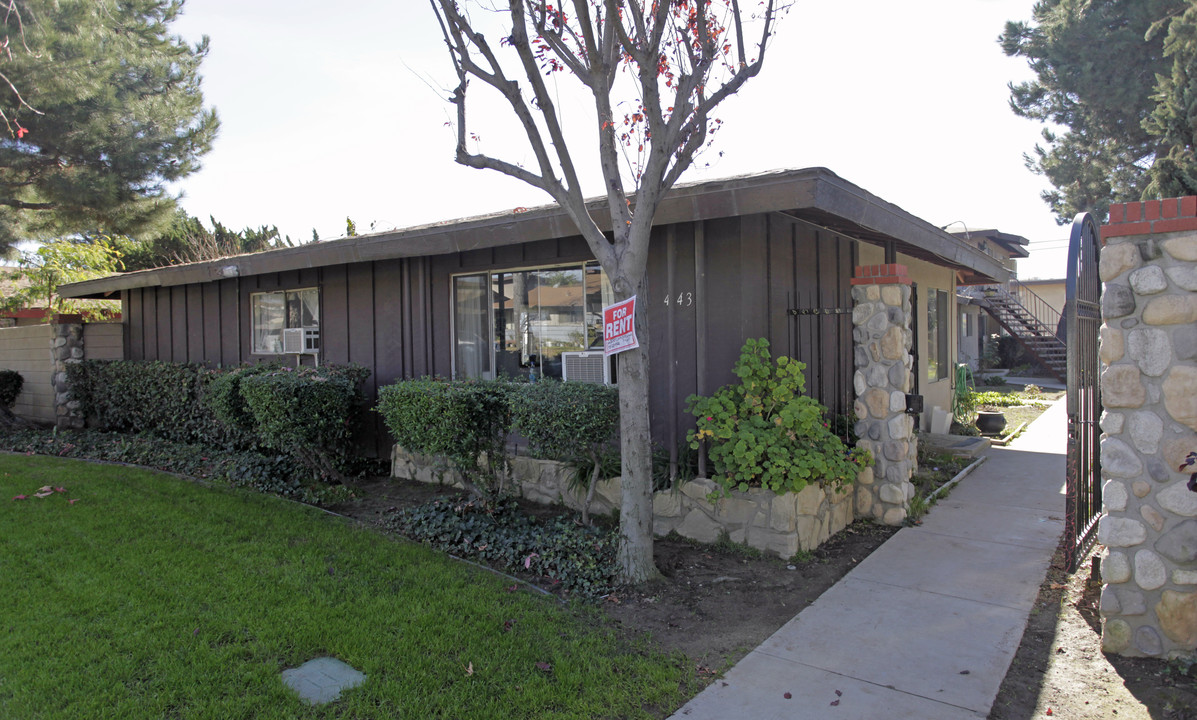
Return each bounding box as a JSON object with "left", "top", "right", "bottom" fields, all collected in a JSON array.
[{"left": 430, "top": 0, "right": 787, "bottom": 583}]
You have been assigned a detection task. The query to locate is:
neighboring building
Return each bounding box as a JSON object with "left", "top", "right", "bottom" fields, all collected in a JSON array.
[
  {"left": 59, "top": 168, "right": 1008, "bottom": 456},
  {"left": 952, "top": 229, "right": 1040, "bottom": 371}
]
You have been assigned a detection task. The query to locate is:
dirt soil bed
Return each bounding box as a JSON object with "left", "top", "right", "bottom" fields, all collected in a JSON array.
[
  {"left": 990, "top": 540, "right": 1197, "bottom": 719},
  {"left": 334, "top": 475, "right": 898, "bottom": 671}
]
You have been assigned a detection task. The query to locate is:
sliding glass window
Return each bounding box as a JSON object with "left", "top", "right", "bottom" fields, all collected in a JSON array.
[{"left": 452, "top": 262, "right": 612, "bottom": 380}]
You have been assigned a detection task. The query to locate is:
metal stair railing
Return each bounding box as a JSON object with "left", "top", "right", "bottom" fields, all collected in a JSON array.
[{"left": 976, "top": 280, "right": 1067, "bottom": 381}]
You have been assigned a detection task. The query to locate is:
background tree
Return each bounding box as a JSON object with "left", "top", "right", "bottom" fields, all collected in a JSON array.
[
  {"left": 430, "top": 0, "right": 786, "bottom": 583},
  {"left": 1, "top": 237, "right": 122, "bottom": 317},
  {"left": 1143, "top": 3, "right": 1197, "bottom": 198},
  {"left": 117, "top": 210, "right": 296, "bottom": 271},
  {"left": 0, "top": 0, "right": 218, "bottom": 254},
  {"left": 1001, "top": 0, "right": 1190, "bottom": 222}
]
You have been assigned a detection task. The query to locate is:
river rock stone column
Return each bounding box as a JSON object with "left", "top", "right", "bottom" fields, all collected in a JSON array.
[
  {"left": 51, "top": 320, "right": 84, "bottom": 430},
  {"left": 850, "top": 263, "right": 917, "bottom": 526},
  {"left": 1098, "top": 197, "right": 1197, "bottom": 658}
]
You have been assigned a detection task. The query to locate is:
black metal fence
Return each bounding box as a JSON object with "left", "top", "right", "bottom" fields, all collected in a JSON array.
[{"left": 1064, "top": 213, "right": 1102, "bottom": 572}]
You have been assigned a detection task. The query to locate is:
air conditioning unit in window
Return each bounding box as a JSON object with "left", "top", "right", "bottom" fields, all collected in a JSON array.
[
  {"left": 561, "top": 351, "right": 610, "bottom": 384},
  {"left": 282, "top": 327, "right": 320, "bottom": 354}
]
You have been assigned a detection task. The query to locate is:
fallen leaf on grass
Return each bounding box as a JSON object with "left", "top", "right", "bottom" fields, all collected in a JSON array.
[
  {"left": 465, "top": 662, "right": 474, "bottom": 676},
  {"left": 12, "top": 495, "right": 26, "bottom": 501},
  {"left": 68, "top": 499, "right": 79, "bottom": 505},
  {"left": 535, "top": 662, "right": 552, "bottom": 673},
  {"left": 506, "top": 584, "right": 518, "bottom": 593}
]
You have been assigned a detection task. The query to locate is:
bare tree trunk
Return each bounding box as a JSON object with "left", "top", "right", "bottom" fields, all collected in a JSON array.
[{"left": 615, "top": 316, "right": 658, "bottom": 583}]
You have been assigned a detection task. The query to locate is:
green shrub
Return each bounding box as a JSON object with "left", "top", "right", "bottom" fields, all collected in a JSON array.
[
  {"left": 386, "top": 498, "right": 618, "bottom": 598},
  {"left": 205, "top": 363, "right": 280, "bottom": 444},
  {"left": 65, "top": 360, "right": 228, "bottom": 445},
  {"left": 0, "top": 369, "right": 23, "bottom": 409},
  {"left": 239, "top": 364, "right": 370, "bottom": 480},
  {"left": 509, "top": 380, "right": 620, "bottom": 523},
  {"left": 0, "top": 427, "right": 348, "bottom": 506},
  {"left": 686, "top": 338, "right": 871, "bottom": 496},
  {"left": 377, "top": 378, "right": 512, "bottom": 500},
  {"left": 968, "top": 390, "right": 1048, "bottom": 409}
]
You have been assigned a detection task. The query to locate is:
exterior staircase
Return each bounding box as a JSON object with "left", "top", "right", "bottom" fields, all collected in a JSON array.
[{"left": 976, "top": 281, "right": 1067, "bottom": 383}]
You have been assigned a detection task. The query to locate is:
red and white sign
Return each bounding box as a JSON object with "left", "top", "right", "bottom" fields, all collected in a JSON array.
[{"left": 602, "top": 296, "right": 639, "bottom": 357}]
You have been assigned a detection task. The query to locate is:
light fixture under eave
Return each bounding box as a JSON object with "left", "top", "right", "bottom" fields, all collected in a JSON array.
[{"left": 218, "top": 265, "right": 240, "bottom": 278}]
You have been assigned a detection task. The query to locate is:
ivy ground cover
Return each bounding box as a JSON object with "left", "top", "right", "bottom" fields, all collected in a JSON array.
[{"left": 0, "top": 455, "right": 696, "bottom": 719}]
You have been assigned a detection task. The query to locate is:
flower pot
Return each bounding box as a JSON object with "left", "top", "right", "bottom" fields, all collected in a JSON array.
[{"left": 975, "top": 411, "right": 1007, "bottom": 435}]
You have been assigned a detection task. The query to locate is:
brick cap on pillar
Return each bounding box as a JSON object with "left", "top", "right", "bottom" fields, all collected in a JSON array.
[
  {"left": 851, "top": 263, "right": 912, "bottom": 285},
  {"left": 1104, "top": 196, "right": 1197, "bottom": 241}
]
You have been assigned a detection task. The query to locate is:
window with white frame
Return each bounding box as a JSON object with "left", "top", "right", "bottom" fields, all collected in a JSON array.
[
  {"left": 251, "top": 288, "right": 319, "bottom": 354},
  {"left": 452, "top": 261, "right": 612, "bottom": 381}
]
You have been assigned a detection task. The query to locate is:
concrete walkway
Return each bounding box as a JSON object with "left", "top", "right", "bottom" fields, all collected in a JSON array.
[{"left": 670, "top": 400, "right": 1068, "bottom": 719}]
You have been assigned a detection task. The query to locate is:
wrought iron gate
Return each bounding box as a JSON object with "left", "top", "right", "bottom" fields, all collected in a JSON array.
[{"left": 1064, "top": 212, "right": 1102, "bottom": 572}]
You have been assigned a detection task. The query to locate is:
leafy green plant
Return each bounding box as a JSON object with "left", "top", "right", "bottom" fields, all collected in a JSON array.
[
  {"left": 239, "top": 364, "right": 370, "bottom": 481},
  {"left": 0, "top": 427, "right": 349, "bottom": 506},
  {"left": 385, "top": 498, "right": 618, "bottom": 598},
  {"left": 509, "top": 380, "right": 620, "bottom": 524},
  {"left": 969, "top": 390, "right": 1049, "bottom": 409},
  {"left": 65, "top": 360, "right": 229, "bottom": 445},
  {"left": 686, "top": 338, "right": 871, "bottom": 497},
  {"left": 377, "top": 378, "right": 513, "bottom": 502},
  {"left": 0, "top": 369, "right": 23, "bottom": 409},
  {"left": 952, "top": 363, "right": 976, "bottom": 422},
  {"left": 205, "top": 363, "right": 280, "bottom": 443}
]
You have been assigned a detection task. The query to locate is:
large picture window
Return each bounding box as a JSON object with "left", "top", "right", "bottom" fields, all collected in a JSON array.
[
  {"left": 252, "top": 288, "right": 319, "bottom": 354},
  {"left": 452, "top": 262, "right": 612, "bottom": 381}
]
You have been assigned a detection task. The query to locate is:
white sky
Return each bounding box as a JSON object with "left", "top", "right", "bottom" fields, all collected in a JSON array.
[{"left": 167, "top": 0, "right": 1073, "bottom": 280}]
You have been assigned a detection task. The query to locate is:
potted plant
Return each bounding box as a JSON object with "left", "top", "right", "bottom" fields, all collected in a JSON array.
[{"left": 975, "top": 407, "right": 1007, "bottom": 435}]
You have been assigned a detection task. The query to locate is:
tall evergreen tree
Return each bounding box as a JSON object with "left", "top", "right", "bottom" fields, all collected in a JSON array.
[
  {"left": 0, "top": 0, "right": 218, "bottom": 253},
  {"left": 1001, "top": 0, "right": 1186, "bottom": 222},
  {"left": 1143, "top": 3, "right": 1197, "bottom": 198}
]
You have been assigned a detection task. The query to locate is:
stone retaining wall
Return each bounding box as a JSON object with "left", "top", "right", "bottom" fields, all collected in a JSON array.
[
  {"left": 1098, "top": 197, "right": 1197, "bottom": 658},
  {"left": 391, "top": 446, "right": 860, "bottom": 559}
]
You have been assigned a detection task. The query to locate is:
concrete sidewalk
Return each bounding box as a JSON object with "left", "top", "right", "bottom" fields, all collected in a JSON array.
[{"left": 670, "top": 401, "right": 1067, "bottom": 719}]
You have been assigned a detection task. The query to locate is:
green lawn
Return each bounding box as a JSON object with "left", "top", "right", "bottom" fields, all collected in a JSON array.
[{"left": 0, "top": 454, "right": 696, "bottom": 719}]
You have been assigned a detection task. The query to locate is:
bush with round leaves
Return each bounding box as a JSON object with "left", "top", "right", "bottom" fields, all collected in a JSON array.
[{"left": 686, "top": 338, "right": 871, "bottom": 496}]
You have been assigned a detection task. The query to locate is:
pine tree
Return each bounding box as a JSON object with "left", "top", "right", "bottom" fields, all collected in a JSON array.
[
  {"left": 0, "top": 0, "right": 218, "bottom": 253},
  {"left": 1001, "top": 0, "right": 1185, "bottom": 221}
]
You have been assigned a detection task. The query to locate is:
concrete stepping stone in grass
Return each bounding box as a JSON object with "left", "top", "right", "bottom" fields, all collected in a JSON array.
[{"left": 281, "top": 657, "right": 366, "bottom": 705}]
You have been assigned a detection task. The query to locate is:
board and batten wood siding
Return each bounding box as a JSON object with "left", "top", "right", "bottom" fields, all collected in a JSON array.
[
  {"left": 0, "top": 324, "right": 55, "bottom": 423},
  {"left": 117, "top": 213, "right": 856, "bottom": 457}
]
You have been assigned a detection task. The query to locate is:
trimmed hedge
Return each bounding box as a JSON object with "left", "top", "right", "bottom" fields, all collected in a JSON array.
[
  {"left": 66, "top": 360, "right": 371, "bottom": 479},
  {"left": 66, "top": 360, "right": 227, "bottom": 446},
  {"left": 0, "top": 369, "right": 23, "bottom": 409},
  {"left": 377, "top": 378, "right": 513, "bottom": 499},
  {"left": 510, "top": 380, "right": 620, "bottom": 462},
  {"left": 240, "top": 365, "right": 370, "bottom": 478},
  {"left": 510, "top": 380, "right": 620, "bottom": 522}
]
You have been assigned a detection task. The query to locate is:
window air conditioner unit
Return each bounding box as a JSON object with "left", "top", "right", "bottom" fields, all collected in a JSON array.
[
  {"left": 282, "top": 327, "right": 320, "bottom": 354},
  {"left": 561, "top": 351, "right": 610, "bottom": 384}
]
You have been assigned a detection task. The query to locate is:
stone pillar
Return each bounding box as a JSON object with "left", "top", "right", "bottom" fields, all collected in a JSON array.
[
  {"left": 51, "top": 321, "right": 84, "bottom": 429},
  {"left": 850, "top": 263, "right": 917, "bottom": 526},
  {"left": 1098, "top": 197, "right": 1197, "bottom": 658}
]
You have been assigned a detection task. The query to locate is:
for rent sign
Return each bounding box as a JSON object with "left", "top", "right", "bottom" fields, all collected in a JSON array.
[{"left": 602, "top": 296, "right": 639, "bottom": 357}]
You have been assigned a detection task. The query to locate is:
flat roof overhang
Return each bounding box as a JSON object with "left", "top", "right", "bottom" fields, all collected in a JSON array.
[{"left": 61, "top": 167, "right": 1009, "bottom": 299}]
